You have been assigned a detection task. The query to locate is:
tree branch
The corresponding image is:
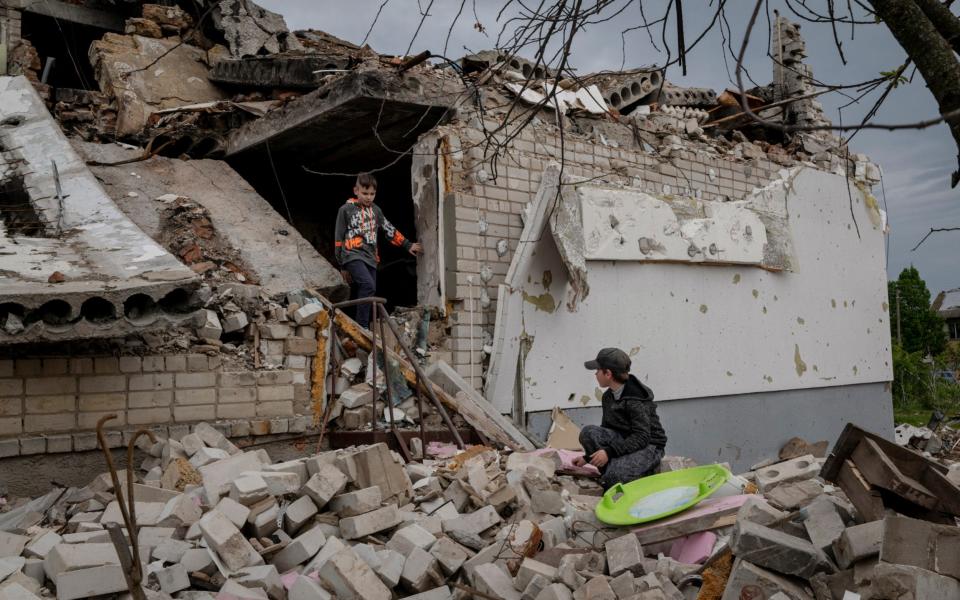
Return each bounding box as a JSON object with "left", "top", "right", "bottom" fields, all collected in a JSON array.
[{"left": 913, "top": 0, "right": 960, "bottom": 54}]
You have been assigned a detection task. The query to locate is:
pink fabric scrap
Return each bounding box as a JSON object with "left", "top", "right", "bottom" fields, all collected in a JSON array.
[
  {"left": 426, "top": 440, "right": 459, "bottom": 459},
  {"left": 668, "top": 530, "right": 717, "bottom": 564}
]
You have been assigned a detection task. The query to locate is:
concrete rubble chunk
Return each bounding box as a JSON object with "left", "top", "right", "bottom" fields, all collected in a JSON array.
[
  {"left": 833, "top": 520, "right": 883, "bottom": 570},
  {"left": 189, "top": 446, "right": 231, "bottom": 468},
  {"left": 516, "top": 558, "right": 558, "bottom": 591},
  {"left": 375, "top": 547, "right": 405, "bottom": 588},
  {"left": 231, "top": 473, "right": 270, "bottom": 506},
  {"left": 56, "top": 564, "right": 128, "bottom": 600},
  {"left": 572, "top": 575, "right": 616, "bottom": 600},
  {"left": 152, "top": 538, "right": 192, "bottom": 563},
  {"left": 303, "top": 535, "right": 345, "bottom": 576},
  {"left": 199, "top": 450, "right": 270, "bottom": 503},
  {"left": 157, "top": 493, "right": 203, "bottom": 527},
  {"left": 23, "top": 531, "right": 61, "bottom": 559},
  {"left": 473, "top": 563, "right": 521, "bottom": 600},
  {"left": 731, "top": 519, "right": 834, "bottom": 578},
  {"left": 604, "top": 533, "right": 644, "bottom": 577},
  {"left": 429, "top": 536, "right": 470, "bottom": 575},
  {"left": 255, "top": 470, "right": 302, "bottom": 495},
  {"left": 404, "top": 587, "right": 453, "bottom": 600},
  {"left": 387, "top": 524, "right": 437, "bottom": 555},
  {"left": 802, "top": 495, "right": 846, "bottom": 554},
  {"left": 442, "top": 505, "right": 502, "bottom": 537},
  {"left": 272, "top": 525, "right": 326, "bottom": 573},
  {"left": 234, "top": 564, "right": 284, "bottom": 600},
  {"left": 284, "top": 495, "right": 319, "bottom": 534},
  {"left": 536, "top": 583, "right": 574, "bottom": 600},
  {"left": 318, "top": 545, "right": 392, "bottom": 600},
  {"left": 400, "top": 545, "right": 440, "bottom": 593},
  {"left": 215, "top": 496, "right": 252, "bottom": 528},
  {"left": 522, "top": 574, "right": 553, "bottom": 600},
  {"left": 506, "top": 452, "right": 558, "bottom": 478},
  {"left": 180, "top": 548, "right": 215, "bottom": 574},
  {"left": 864, "top": 562, "right": 960, "bottom": 600},
  {"left": 220, "top": 579, "right": 269, "bottom": 599},
  {"left": 198, "top": 510, "right": 264, "bottom": 571},
  {"left": 0, "top": 532, "right": 30, "bottom": 558},
  {"left": 330, "top": 486, "right": 383, "bottom": 517},
  {"left": 737, "top": 495, "right": 787, "bottom": 526},
  {"left": 290, "top": 574, "right": 332, "bottom": 600},
  {"left": 301, "top": 463, "right": 348, "bottom": 509},
  {"left": 720, "top": 558, "right": 813, "bottom": 600},
  {"left": 340, "top": 504, "right": 401, "bottom": 539},
  {"left": 293, "top": 303, "right": 323, "bottom": 325},
  {"left": 764, "top": 479, "right": 824, "bottom": 511},
  {"left": 155, "top": 563, "right": 190, "bottom": 594}
]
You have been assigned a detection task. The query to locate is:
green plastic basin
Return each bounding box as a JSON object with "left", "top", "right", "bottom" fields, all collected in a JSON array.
[{"left": 595, "top": 464, "right": 731, "bottom": 526}]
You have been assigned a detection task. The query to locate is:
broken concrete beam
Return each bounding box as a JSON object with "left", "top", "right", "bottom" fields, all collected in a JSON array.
[
  {"left": 754, "top": 455, "right": 820, "bottom": 493},
  {"left": 301, "top": 463, "right": 348, "bottom": 509},
  {"left": 210, "top": 55, "right": 348, "bottom": 89},
  {"left": 442, "top": 505, "right": 502, "bottom": 537},
  {"left": 339, "top": 504, "right": 401, "bottom": 539},
  {"left": 198, "top": 510, "right": 264, "bottom": 571},
  {"left": 318, "top": 545, "right": 392, "bottom": 600},
  {"left": 833, "top": 520, "right": 883, "bottom": 570},
  {"left": 329, "top": 486, "right": 382, "bottom": 517},
  {"left": 730, "top": 519, "right": 835, "bottom": 578},
  {"left": 604, "top": 533, "right": 644, "bottom": 577}
]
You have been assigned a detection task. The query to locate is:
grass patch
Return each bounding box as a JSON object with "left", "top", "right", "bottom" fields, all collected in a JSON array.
[{"left": 893, "top": 403, "right": 933, "bottom": 427}]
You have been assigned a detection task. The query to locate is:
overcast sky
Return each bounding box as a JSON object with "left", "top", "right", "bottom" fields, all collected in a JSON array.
[{"left": 259, "top": 0, "right": 959, "bottom": 297}]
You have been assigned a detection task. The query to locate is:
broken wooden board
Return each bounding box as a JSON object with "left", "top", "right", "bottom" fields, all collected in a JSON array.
[
  {"left": 836, "top": 459, "right": 885, "bottom": 524},
  {"left": 314, "top": 295, "right": 533, "bottom": 451},
  {"left": 630, "top": 494, "right": 751, "bottom": 546},
  {"left": 851, "top": 438, "right": 939, "bottom": 510}
]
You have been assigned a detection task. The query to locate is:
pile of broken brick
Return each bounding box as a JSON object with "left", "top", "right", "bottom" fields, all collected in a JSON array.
[{"left": 1, "top": 421, "right": 959, "bottom": 599}]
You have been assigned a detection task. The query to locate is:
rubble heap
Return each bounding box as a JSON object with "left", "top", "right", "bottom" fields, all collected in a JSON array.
[{"left": 0, "top": 420, "right": 958, "bottom": 600}]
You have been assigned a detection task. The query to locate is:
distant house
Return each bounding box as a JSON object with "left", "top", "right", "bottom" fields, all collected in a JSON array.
[{"left": 933, "top": 288, "right": 960, "bottom": 346}]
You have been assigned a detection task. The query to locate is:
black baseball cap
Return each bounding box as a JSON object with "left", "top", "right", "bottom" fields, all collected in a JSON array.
[{"left": 584, "top": 348, "right": 631, "bottom": 372}]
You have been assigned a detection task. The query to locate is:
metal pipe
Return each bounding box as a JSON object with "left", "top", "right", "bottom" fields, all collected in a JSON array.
[
  {"left": 399, "top": 50, "right": 431, "bottom": 73},
  {"left": 333, "top": 296, "right": 388, "bottom": 310},
  {"left": 378, "top": 310, "right": 399, "bottom": 429},
  {"left": 378, "top": 304, "right": 464, "bottom": 448},
  {"left": 369, "top": 299, "right": 380, "bottom": 433}
]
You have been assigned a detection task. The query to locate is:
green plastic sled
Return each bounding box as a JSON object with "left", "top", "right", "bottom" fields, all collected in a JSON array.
[{"left": 595, "top": 464, "right": 731, "bottom": 526}]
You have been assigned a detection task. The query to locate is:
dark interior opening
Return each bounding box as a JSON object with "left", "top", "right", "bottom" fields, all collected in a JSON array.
[
  {"left": 20, "top": 12, "right": 106, "bottom": 90},
  {"left": 0, "top": 172, "right": 50, "bottom": 237},
  {"left": 231, "top": 150, "right": 419, "bottom": 313},
  {"left": 80, "top": 297, "right": 116, "bottom": 323}
]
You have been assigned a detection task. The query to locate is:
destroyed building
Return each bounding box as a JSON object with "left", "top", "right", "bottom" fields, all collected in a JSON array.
[{"left": 0, "top": 0, "right": 892, "bottom": 477}]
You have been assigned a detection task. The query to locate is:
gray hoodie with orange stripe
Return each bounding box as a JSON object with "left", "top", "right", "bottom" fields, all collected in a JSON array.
[{"left": 334, "top": 198, "right": 412, "bottom": 268}]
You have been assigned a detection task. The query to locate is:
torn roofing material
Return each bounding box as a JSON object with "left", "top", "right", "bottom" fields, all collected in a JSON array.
[{"left": 0, "top": 76, "right": 198, "bottom": 343}]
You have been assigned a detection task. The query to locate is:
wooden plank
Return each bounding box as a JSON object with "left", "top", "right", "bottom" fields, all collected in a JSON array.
[
  {"left": 823, "top": 423, "right": 948, "bottom": 482},
  {"left": 309, "top": 308, "right": 332, "bottom": 427},
  {"left": 630, "top": 495, "right": 751, "bottom": 546},
  {"left": 836, "top": 459, "right": 885, "bottom": 523},
  {"left": 920, "top": 468, "right": 960, "bottom": 516},
  {"left": 851, "top": 438, "right": 939, "bottom": 510}
]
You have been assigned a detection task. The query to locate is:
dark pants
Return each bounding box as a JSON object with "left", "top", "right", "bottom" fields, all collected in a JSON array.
[
  {"left": 580, "top": 424, "right": 665, "bottom": 490},
  {"left": 344, "top": 261, "right": 377, "bottom": 328}
]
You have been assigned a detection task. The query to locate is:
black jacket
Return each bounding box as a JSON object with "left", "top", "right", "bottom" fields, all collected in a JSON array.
[{"left": 600, "top": 375, "right": 667, "bottom": 457}]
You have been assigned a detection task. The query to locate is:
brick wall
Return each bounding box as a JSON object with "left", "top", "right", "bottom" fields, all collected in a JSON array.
[
  {"left": 0, "top": 352, "right": 310, "bottom": 440},
  {"left": 437, "top": 121, "right": 797, "bottom": 389}
]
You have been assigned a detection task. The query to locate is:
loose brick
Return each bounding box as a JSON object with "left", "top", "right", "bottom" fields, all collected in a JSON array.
[
  {"left": 176, "top": 372, "right": 216, "bottom": 389},
  {"left": 79, "top": 375, "right": 125, "bottom": 394},
  {"left": 128, "top": 391, "right": 173, "bottom": 408},
  {"left": 25, "top": 376, "right": 76, "bottom": 396},
  {"left": 129, "top": 373, "right": 173, "bottom": 391},
  {"left": 25, "top": 395, "right": 73, "bottom": 414},
  {"left": 175, "top": 389, "right": 216, "bottom": 405},
  {"left": 24, "top": 413, "right": 75, "bottom": 432}
]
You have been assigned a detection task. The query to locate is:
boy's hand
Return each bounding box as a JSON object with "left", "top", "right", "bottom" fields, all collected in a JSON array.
[
  {"left": 572, "top": 455, "right": 586, "bottom": 467},
  {"left": 409, "top": 242, "right": 423, "bottom": 256},
  {"left": 589, "top": 449, "right": 609, "bottom": 468},
  {"left": 340, "top": 270, "right": 352, "bottom": 284}
]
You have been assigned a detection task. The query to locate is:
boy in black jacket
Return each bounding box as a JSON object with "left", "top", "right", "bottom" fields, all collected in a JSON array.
[
  {"left": 574, "top": 347, "right": 667, "bottom": 489},
  {"left": 334, "top": 173, "right": 421, "bottom": 328}
]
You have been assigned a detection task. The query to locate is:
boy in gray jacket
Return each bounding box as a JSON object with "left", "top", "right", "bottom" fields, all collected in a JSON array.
[{"left": 334, "top": 172, "right": 421, "bottom": 328}]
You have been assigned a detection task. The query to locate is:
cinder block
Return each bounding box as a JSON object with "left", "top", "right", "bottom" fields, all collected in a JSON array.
[
  {"left": 19, "top": 437, "right": 45, "bottom": 455},
  {"left": 174, "top": 405, "right": 216, "bottom": 422},
  {"left": 754, "top": 454, "right": 820, "bottom": 492},
  {"left": 258, "top": 385, "right": 294, "bottom": 401},
  {"left": 273, "top": 525, "right": 326, "bottom": 573},
  {"left": 400, "top": 545, "right": 439, "bottom": 593},
  {"left": 221, "top": 372, "right": 257, "bottom": 387},
  {"left": 387, "top": 524, "right": 437, "bottom": 555},
  {"left": 142, "top": 356, "right": 165, "bottom": 372},
  {"left": 78, "top": 393, "right": 125, "bottom": 412},
  {"left": 515, "top": 558, "right": 557, "bottom": 591},
  {"left": 198, "top": 510, "right": 264, "bottom": 571},
  {"left": 118, "top": 357, "right": 142, "bottom": 373},
  {"left": 24, "top": 413, "right": 75, "bottom": 432},
  {"left": 319, "top": 546, "right": 392, "bottom": 600},
  {"left": 93, "top": 357, "right": 119, "bottom": 374},
  {"left": 218, "top": 404, "right": 257, "bottom": 419},
  {"left": 220, "top": 387, "right": 257, "bottom": 403},
  {"left": 730, "top": 519, "right": 833, "bottom": 578},
  {"left": 186, "top": 354, "right": 210, "bottom": 372},
  {"left": 284, "top": 496, "right": 319, "bottom": 535},
  {"left": 256, "top": 401, "right": 293, "bottom": 417},
  {"left": 605, "top": 533, "right": 643, "bottom": 577},
  {"left": 834, "top": 520, "right": 883, "bottom": 570},
  {"left": 339, "top": 505, "right": 402, "bottom": 539},
  {"left": 234, "top": 564, "right": 284, "bottom": 600},
  {"left": 0, "top": 379, "right": 23, "bottom": 397},
  {"left": 78, "top": 375, "right": 125, "bottom": 394},
  {"left": 176, "top": 373, "right": 217, "bottom": 389},
  {"left": 25, "top": 395, "right": 74, "bottom": 414},
  {"left": 429, "top": 537, "right": 469, "bottom": 576},
  {"left": 330, "top": 486, "right": 382, "bottom": 517},
  {"left": 155, "top": 563, "right": 190, "bottom": 594},
  {"left": 301, "top": 464, "right": 348, "bottom": 510},
  {"left": 442, "top": 505, "right": 501, "bottom": 537},
  {"left": 129, "top": 373, "right": 174, "bottom": 391}
]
